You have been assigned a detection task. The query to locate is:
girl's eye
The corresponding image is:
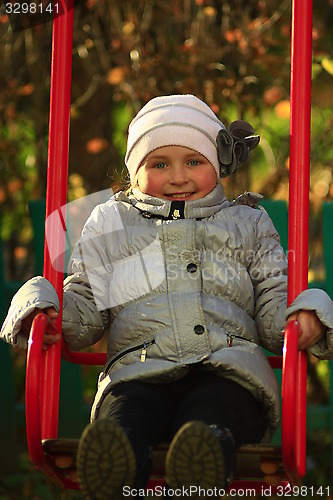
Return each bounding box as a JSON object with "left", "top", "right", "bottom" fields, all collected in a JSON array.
[
  {"left": 154, "top": 162, "right": 167, "bottom": 169},
  {"left": 188, "top": 159, "right": 200, "bottom": 166}
]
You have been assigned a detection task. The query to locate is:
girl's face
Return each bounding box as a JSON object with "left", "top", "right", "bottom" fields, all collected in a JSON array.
[{"left": 136, "top": 146, "right": 218, "bottom": 201}]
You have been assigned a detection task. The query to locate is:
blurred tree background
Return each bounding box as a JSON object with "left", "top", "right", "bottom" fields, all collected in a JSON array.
[
  {"left": 1, "top": 0, "right": 333, "bottom": 275},
  {"left": 0, "top": 0, "right": 333, "bottom": 496},
  {"left": 1, "top": 0, "right": 333, "bottom": 266}
]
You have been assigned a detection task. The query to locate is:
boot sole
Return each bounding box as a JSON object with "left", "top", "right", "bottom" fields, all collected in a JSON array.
[
  {"left": 77, "top": 419, "right": 136, "bottom": 500},
  {"left": 166, "top": 421, "right": 226, "bottom": 495}
]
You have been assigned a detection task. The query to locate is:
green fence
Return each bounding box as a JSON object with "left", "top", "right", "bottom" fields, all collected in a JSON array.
[{"left": 0, "top": 199, "right": 332, "bottom": 473}]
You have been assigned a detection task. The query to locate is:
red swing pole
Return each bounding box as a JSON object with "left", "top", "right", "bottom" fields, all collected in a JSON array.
[
  {"left": 26, "top": 1, "right": 107, "bottom": 466},
  {"left": 283, "top": 0, "right": 312, "bottom": 481},
  {"left": 40, "top": 0, "right": 74, "bottom": 439},
  {"left": 41, "top": 0, "right": 74, "bottom": 439},
  {"left": 25, "top": 0, "right": 74, "bottom": 477},
  {"left": 26, "top": 0, "right": 105, "bottom": 460}
]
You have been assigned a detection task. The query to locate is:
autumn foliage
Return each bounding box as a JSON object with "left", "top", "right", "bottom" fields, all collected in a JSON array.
[{"left": 0, "top": 0, "right": 333, "bottom": 248}]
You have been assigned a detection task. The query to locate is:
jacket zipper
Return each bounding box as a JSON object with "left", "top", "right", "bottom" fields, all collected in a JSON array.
[
  {"left": 105, "top": 339, "right": 156, "bottom": 373},
  {"left": 226, "top": 334, "right": 247, "bottom": 347}
]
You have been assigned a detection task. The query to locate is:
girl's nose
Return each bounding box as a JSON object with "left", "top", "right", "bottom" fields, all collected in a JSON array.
[{"left": 171, "top": 165, "right": 189, "bottom": 184}]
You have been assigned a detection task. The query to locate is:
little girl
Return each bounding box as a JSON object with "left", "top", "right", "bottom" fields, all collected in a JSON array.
[{"left": 1, "top": 95, "right": 333, "bottom": 500}]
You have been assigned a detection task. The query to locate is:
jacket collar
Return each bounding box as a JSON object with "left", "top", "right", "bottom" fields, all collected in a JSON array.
[{"left": 125, "top": 182, "right": 229, "bottom": 219}]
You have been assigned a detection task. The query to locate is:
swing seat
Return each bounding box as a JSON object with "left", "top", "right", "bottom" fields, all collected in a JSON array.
[
  {"left": 25, "top": 313, "right": 305, "bottom": 492},
  {"left": 40, "top": 439, "right": 287, "bottom": 490}
]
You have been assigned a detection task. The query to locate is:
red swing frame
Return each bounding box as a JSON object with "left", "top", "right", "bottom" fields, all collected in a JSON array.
[{"left": 25, "top": 0, "right": 312, "bottom": 490}]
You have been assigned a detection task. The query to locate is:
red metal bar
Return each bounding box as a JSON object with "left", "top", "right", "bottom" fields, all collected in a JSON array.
[
  {"left": 281, "top": 321, "right": 302, "bottom": 486},
  {"left": 26, "top": 314, "right": 48, "bottom": 466},
  {"left": 40, "top": 0, "right": 74, "bottom": 440},
  {"left": 288, "top": 3, "right": 312, "bottom": 299},
  {"left": 283, "top": 0, "right": 313, "bottom": 482},
  {"left": 26, "top": 0, "right": 106, "bottom": 467},
  {"left": 26, "top": 314, "right": 78, "bottom": 489},
  {"left": 61, "top": 341, "right": 107, "bottom": 365}
]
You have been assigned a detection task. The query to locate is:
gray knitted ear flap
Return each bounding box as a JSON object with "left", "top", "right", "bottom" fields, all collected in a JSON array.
[{"left": 217, "top": 120, "right": 260, "bottom": 178}]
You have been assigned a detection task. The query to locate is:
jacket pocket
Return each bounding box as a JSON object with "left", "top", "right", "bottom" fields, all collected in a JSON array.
[{"left": 105, "top": 338, "right": 156, "bottom": 373}]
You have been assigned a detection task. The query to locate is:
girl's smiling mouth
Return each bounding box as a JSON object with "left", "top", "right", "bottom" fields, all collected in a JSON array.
[{"left": 164, "top": 192, "right": 195, "bottom": 200}]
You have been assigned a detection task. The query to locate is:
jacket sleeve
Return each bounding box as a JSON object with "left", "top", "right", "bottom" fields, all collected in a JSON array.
[
  {"left": 0, "top": 271, "right": 109, "bottom": 352},
  {"left": 61, "top": 270, "right": 110, "bottom": 351},
  {"left": 0, "top": 276, "right": 60, "bottom": 349},
  {"left": 248, "top": 209, "right": 288, "bottom": 355},
  {"left": 60, "top": 204, "right": 112, "bottom": 350},
  {"left": 0, "top": 205, "right": 111, "bottom": 351},
  {"left": 249, "top": 209, "right": 333, "bottom": 359},
  {"left": 286, "top": 288, "right": 333, "bottom": 359}
]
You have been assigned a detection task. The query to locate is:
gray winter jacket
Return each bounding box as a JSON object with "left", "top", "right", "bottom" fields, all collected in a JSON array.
[{"left": 2, "top": 183, "right": 333, "bottom": 442}]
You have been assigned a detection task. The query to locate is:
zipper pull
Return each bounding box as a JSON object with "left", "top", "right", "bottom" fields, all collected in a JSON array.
[
  {"left": 140, "top": 339, "right": 155, "bottom": 362},
  {"left": 140, "top": 347, "right": 147, "bottom": 362},
  {"left": 169, "top": 201, "right": 185, "bottom": 220},
  {"left": 227, "top": 335, "right": 234, "bottom": 347}
]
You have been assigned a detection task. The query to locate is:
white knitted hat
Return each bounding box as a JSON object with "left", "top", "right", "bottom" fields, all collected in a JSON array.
[{"left": 125, "top": 94, "right": 225, "bottom": 181}]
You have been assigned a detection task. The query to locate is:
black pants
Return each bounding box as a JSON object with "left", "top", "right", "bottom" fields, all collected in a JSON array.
[{"left": 98, "top": 370, "right": 265, "bottom": 448}]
